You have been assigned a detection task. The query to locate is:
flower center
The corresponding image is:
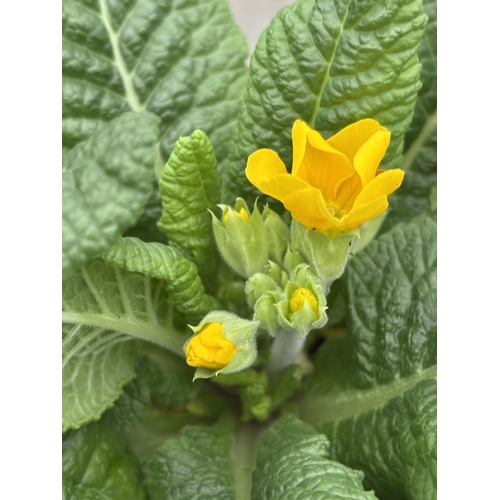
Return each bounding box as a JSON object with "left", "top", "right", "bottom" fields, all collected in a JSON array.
[{"left": 327, "top": 205, "right": 345, "bottom": 219}]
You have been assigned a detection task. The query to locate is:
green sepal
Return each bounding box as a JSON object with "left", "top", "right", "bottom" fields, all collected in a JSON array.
[
  {"left": 291, "top": 220, "right": 359, "bottom": 289},
  {"left": 351, "top": 212, "right": 388, "bottom": 255},
  {"left": 275, "top": 265, "right": 328, "bottom": 338},
  {"left": 212, "top": 198, "right": 268, "bottom": 278},
  {"left": 283, "top": 245, "right": 306, "bottom": 273},
  {"left": 245, "top": 272, "right": 281, "bottom": 307},
  {"left": 262, "top": 206, "right": 290, "bottom": 266},
  {"left": 253, "top": 290, "right": 285, "bottom": 337},
  {"left": 185, "top": 311, "right": 259, "bottom": 380}
]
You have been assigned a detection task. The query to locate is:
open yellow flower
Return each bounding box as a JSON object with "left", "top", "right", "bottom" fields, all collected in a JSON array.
[
  {"left": 245, "top": 119, "right": 404, "bottom": 232},
  {"left": 185, "top": 322, "right": 237, "bottom": 370}
]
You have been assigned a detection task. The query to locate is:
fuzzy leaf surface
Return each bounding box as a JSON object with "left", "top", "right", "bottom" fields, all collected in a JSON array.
[
  {"left": 62, "top": 259, "right": 188, "bottom": 431},
  {"left": 158, "top": 130, "right": 219, "bottom": 277},
  {"left": 62, "top": 419, "right": 146, "bottom": 499},
  {"left": 222, "top": 0, "right": 428, "bottom": 203},
  {"left": 251, "top": 416, "right": 378, "bottom": 499},
  {"left": 62, "top": 111, "right": 159, "bottom": 280},
  {"left": 62, "top": 0, "right": 248, "bottom": 164}
]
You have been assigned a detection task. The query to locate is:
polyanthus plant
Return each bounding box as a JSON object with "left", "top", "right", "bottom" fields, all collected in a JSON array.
[{"left": 62, "top": 0, "right": 436, "bottom": 498}]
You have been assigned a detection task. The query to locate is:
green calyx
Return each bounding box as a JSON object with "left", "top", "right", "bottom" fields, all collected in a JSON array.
[{"left": 212, "top": 198, "right": 268, "bottom": 278}]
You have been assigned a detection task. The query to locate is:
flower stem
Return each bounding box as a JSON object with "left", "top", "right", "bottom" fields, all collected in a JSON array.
[{"left": 266, "top": 329, "right": 305, "bottom": 382}]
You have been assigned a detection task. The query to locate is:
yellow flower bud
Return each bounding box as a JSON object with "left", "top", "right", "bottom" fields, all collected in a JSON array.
[
  {"left": 223, "top": 207, "right": 250, "bottom": 225},
  {"left": 185, "top": 322, "right": 237, "bottom": 369},
  {"left": 288, "top": 288, "right": 319, "bottom": 319}
]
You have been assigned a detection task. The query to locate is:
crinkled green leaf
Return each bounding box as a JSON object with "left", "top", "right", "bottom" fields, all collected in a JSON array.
[
  {"left": 158, "top": 130, "right": 219, "bottom": 279},
  {"left": 62, "top": 259, "right": 188, "bottom": 431},
  {"left": 403, "top": 0, "right": 436, "bottom": 148},
  {"left": 62, "top": 0, "right": 248, "bottom": 165},
  {"left": 62, "top": 419, "right": 146, "bottom": 500},
  {"left": 383, "top": 125, "right": 436, "bottom": 232},
  {"left": 297, "top": 216, "right": 436, "bottom": 499},
  {"left": 252, "top": 416, "right": 378, "bottom": 499},
  {"left": 62, "top": 111, "right": 159, "bottom": 280},
  {"left": 101, "top": 236, "right": 220, "bottom": 323},
  {"left": 222, "top": 0, "right": 428, "bottom": 204},
  {"left": 321, "top": 380, "right": 437, "bottom": 500},
  {"left": 345, "top": 215, "right": 436, "bottom": 388},
  {"left": 383, "top": 0, "right": 436, "bottom": 231},
  {"left": 136, "top": 354, "right": 199, "bottom": 409},
  {"left": 125, "top": 186, "right": 168, "bottom": 244},
  {"left": 146, "top": 418, "right": 236, "bottom": 500}
]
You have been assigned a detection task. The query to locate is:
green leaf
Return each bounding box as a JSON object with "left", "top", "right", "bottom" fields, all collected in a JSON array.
[
  {"left": 252, "top": 416, "right": 378, "bottom": 499},
  {"left": 101, "top": 236, "right": 220, "bottom": 323},
  {"left": 383, "top": 0, "right": 436, "bottom": 231},
  {"left": 221, "top": 0, "right": 428, "bottom": 204},
  {"left": 345, "top": 215, "right": 436, "bottom": 388},
  {"left": 145, "top": 418, "right": 236, "bottom": 500},
  {"left": 403, "top": 0, "right": 436, "bottom": 148},
  {"left": 62, "top": 0, "right": 248, "bottom": 165},
  {"left": 158, "top": 130, "right": 219, "bottom": 278},
  {"left": 136, "top": 354, "right": 199, "bottom": 409},
  {"left": 321, "top": 380, "right": 437, "bottom": 500},
  {"left": 125, "top": 186, "right": 168, "bottom": 244},
  {"left": 62, "top": 419, "right": 146, "bottom": 500},
  {"left": 62, "top": 259, "right": 188, "bottom": 431},
  {"left": 297, "top": 216, "right": 436, "bottom": 499},
  {"left": 62, "top": 111, "right": 159, "bottom": 280}
]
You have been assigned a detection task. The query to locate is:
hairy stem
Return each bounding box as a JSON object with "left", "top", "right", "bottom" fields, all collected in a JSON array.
[{"left": 266, "top": 329, "right": 305, "bottom": 381}]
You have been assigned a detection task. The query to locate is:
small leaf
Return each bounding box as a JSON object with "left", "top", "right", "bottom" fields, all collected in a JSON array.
[
  {"left": 158, "top": 130, "right": 219, "bottom": 279},
  {"left": 62, "top": 111, "right": 159, "bottom": 280},
  {"left": 251, "top": 416, "right": 378, "bottom": 499},
  {"left": 222, "top": 0, "right": 428, "bottom": 204},
  {"left": 62, "top": 419, "right": 146, "bottom": 500}
]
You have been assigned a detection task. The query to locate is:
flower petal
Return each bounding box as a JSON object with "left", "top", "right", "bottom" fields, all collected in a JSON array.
[
  {"left": 291, "top": 122, "right": 354, "bottom": 204},
  {"left": 327, "top": 119, "right": 389, "bottom": 163},
  {"left": 352, "top": 130, "right": 391, "bottom": 186},
  {"left": 337, "top": 196, "right": 389, "bottom": 230},
  {"left": 292, "top": 120, "right": 307, "bottom": 175},
  {"left": 258, "top": 174, "right": 335, "bottom": 230},
  {"left": 246, "top": 149, "right": 288, "bottom": 188},
  {"left": 353, "top": 169, "right": 405, "bottom": 209}
]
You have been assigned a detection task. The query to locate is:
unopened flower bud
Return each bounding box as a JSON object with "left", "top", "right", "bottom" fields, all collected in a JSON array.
[
  {"left": 212, "top": 199, "right": 268, "bottom": 278},
  {"left": 184, "top": 311, "right": 259, "bottom": 379}
]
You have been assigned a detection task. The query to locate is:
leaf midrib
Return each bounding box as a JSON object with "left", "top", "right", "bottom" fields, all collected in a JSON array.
[
  {"left": 297, "top": 365, "right": 437, "bottom": 425},
  {"left": 62, "top": 311, "right": 186, "bottom": 355},
  {"left": 98, "top": 0, "right": 142, "bottom": 111}
]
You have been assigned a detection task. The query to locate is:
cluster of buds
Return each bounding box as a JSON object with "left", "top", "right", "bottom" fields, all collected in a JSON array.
[{"left": 185, "top": 200, "right": 375, "bottom": 380}]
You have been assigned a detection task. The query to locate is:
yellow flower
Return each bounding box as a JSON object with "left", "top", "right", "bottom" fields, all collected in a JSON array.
[
  {"left": 223, "top": 207, "right": 250, "bottom": 225},
  {"left": 288, "top": 288, "right": 319, "bottom": 319},
  {"left": 185, "top": 322, "right": 237, "bottom": 370},
  {"left": 245, "top": 119, "right": 404, "bottom": 232}
]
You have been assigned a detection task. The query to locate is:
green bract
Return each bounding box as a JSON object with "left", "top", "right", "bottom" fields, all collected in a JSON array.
[{"left": 62, "top": 0, "right": 436, "bottom": 498}]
